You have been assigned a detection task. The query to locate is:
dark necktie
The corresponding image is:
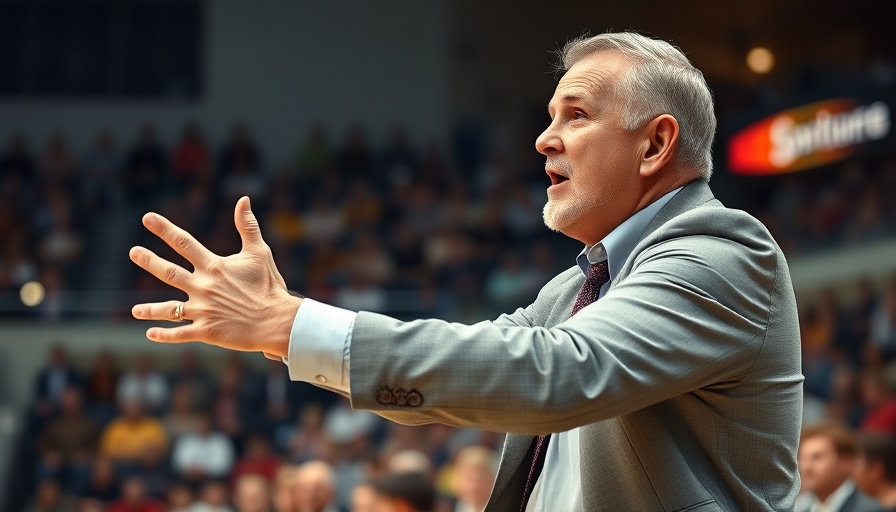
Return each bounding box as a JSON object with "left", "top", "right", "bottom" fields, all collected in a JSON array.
[{"left": 520, "top": 259, "right": 610, "bottom": 511}]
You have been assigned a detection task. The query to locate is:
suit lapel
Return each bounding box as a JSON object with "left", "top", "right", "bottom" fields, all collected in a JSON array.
[{"left": 487, "top": 433, "right": 535, "bottom": 510}]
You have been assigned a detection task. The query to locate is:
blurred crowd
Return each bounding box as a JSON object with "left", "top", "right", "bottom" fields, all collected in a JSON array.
[
  {"left": 2, "top": 121, "right": 896, "bottom": 511},
  {"left": 18, "top": 344, "right": 502, "bottom": 512},
  {"left": 2, "top": 123, "right": 896, "bottom": 322}
]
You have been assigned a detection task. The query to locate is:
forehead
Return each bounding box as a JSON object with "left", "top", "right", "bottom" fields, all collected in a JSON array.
[
  {"left": 800, "top": 435, "right": 837, "bottom": 454},
  {"left": 550, "top": 50, "right": 630, "bottom": 106}
]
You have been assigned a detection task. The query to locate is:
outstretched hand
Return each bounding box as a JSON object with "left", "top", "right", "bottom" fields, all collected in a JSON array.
[{"left": 129, "top": 196, "right": 301, "bottom": 359}]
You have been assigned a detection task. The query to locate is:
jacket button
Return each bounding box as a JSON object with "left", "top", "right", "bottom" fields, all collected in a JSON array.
[
  {"left": 376, "top": 387, "right": 393, "bottom": 405},
  {"left": 394, "top": 389, "right": 408, "bottom": 406},
  {"left": 406, "top": 390, "right": 423, "bottom": 407}
]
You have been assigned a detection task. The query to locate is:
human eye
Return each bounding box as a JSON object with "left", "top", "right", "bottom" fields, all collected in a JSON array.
[{"left": 571, "top": 109, "right": 587, "bottom": 120}]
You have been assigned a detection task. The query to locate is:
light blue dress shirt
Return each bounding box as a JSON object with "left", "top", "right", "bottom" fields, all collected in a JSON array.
[{"left": 286, "top": 187, "right": 682, "bottom": 508}]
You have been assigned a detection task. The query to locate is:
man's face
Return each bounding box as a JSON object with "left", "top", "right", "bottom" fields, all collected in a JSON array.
[
  {"left": 536, "top": 50, "right": 646, "bottom": 245},
  {"left": 799, "top": 436, "right": 853, "bottom": 498}
]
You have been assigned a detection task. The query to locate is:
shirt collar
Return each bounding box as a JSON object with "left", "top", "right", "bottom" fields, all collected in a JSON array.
[
  {"left": 576, "top": 186, "right": 683, "bottom": 278},
  {"left": 806, "top": 479, "right": 857, "bottom": 512}
]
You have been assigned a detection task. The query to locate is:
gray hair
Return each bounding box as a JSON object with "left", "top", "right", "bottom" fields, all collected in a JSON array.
[{"left": 560, "top": 32, "right": 716, "bottom": 179}]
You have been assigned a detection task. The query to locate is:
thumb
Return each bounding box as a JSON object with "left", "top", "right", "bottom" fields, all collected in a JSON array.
[{"left": 234, "top": 196, "right": 263, "bottom": 251}]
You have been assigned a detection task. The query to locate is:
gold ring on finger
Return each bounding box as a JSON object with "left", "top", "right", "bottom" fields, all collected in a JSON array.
[{"left": 173, "top": 302, "right": 186, "bottom": 322}]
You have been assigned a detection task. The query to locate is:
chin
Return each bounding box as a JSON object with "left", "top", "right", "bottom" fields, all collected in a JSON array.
[{"left": 542, "top": 200, "right": 572, "bottom": 233}]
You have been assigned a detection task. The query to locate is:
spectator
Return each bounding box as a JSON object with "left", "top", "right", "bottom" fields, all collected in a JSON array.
[
  {"left": 191, "top": 480, "right": 233, "bottom": 512},
  {"left": 350, "top": 483, "right": 377, "bottom": 512},
  {"left": 38, "top": 204, "right": 83, "bottom": 279},
  {"left": 293, "top": 461, "right": 339, "bottom": 512},
  {"left": 165, "top": 481, "right": 195, "bottom": 512},
  {"left": 99, "top": 400, "right": 167, "bottom": 464},
  {"left": 124, "top": 125, "right": 167, "bottom": 207},
  {"left": 80, "top": 130, "right": 123, "bottom": 210},
  {"left": 301, "top": 197, "right": 345, "bottom": 244},
  {"left": 171, "top": 414, "right": 235, "bottom": 482},
  {"left": 389, "top": 223, "right": 426, "bottom": 287},
  {"left": 484, "top": 254, "right": 539, "bottom": 310},
  {"left": 845, "top": 278, "right": 880, "bottom": 363},
  {"left": 170, "top": 122, "right": 210, "bottom": 187},
  {"left": 855, "top": 433, "right": 896, "bottom": 511},
  {"left": 122, "top": 444, "right": 172, "bottom": 499},
  {"left": 371, "top": 472, "right": 435, "bottom": 512},
  {"left": 221, "top": 155, "right": 266, "bottom": 205},
  {"left": 31, "top": 343, "right": 82, "bottom": 426},
  {"left": 265, "top": 189, "right": 304, "bottom": 248},
  {"left": 337, "top": 126, "right": 373, "bottom": 179},
  {"left": 24, "top": 479, "right": 74, "bottom": 512},
  {"left": 77, "top": 456, "right": 120, "bottom": 506},
  {"left": 83, "top": 349, "right": 121, "bottom": 423},
  {"left": 231, "top": 434, "right": 282, "bottom": 485},
  {"left": 449, "top": 445, "right": 495, "bottom": 512},
  {"left": 858, "top": 370, "right": 896, "bottom": 433},
  {"left": 1, "top": 226, "right": 39, "bottom": 294},
  {"left": 0, "top": 133, "right": 35, "bottom": 180},
  {"left": 796, "top": 421, "right": 884, "bottom": 512},
  {"left": 36, "top": 386, "right": 100, "bottom": 491},
  {"left": 249, "top": 361, "right": 299, "bottom": 436},
  {"left": 282, "top": 404, "right": 329, "bottom": 464},
  {"left": 385, "top": 450, "right": 431, "bottom": 477},
  {"left": 380, "top": 125, "right": 418, "bottom": 180},
  {"left": 108, "top": 477, "right": 164, "bottom": 512},
  {"left": 345, "top": 231, "right": 395, "bottom": 286},
  {"left": 271, "top": 466, "right": 296, "bottom": 512},
  {"left": 870, "top": 280, "right": 896, "bottom": 365},
  {"left": 117, "top": 352, "right": 169, "bottom": 413},
  {"left": 37, "top": 133, "right": 79, "bottom": 188},
  {"left": 168, "top": 348, "right": 216, "bottom": 411},
  {"left": 233, "top": 474, "right": 273, "bottom": 512},
  {"left": 210, "top": 357, "right": 252, "bottom": 445},
  {"left": 163, "top": 384, "right": 204, "bottom": 441},
  {"left": 219, "top": 123, "right": 261, "bottom": 178},
  {"left": 296, "top": 125, "right": 333, "bottom": 177}
]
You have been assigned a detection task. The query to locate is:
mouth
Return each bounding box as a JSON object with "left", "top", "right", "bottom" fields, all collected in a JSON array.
[{"left": 546, "top": 170, "right": 570, "bottom": 187}]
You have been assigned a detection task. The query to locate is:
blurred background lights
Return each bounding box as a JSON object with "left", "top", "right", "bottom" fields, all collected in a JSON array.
[
  {"left": 747, "top": 46, "right": 775, "bottom": 74},
  {"left": 19, "top": 281, "right": 45, "bottom": 307}
]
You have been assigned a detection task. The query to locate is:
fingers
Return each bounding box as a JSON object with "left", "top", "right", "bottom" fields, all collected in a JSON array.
[
  {"left": 145, "top": 325, "right": 203, "bottom": 344},
  {"left": 142, "top": 212, "right": 215, "bottom": 268},
  {"left": 129, "top": 247, "right": 193, "bottom": 291},
  {"left": 132, "top": 300, "right": 191, "bottom": 322},
  {"left": 234, "top": 196, "right": 264, "bottom": 251}
]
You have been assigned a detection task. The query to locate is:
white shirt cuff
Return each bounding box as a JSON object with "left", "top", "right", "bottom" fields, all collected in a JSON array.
[{"left": 284, "top": 298, "right": 355, "bottom": 394}]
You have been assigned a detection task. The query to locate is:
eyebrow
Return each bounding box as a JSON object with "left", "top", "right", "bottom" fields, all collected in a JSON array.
[{"left": 547, "top": 94, "right": 593, "bottom": 113}]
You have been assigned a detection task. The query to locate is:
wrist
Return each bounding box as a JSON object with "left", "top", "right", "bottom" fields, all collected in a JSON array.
[{"left": 264, "top": 293, "right": 302, "bottom": 359}]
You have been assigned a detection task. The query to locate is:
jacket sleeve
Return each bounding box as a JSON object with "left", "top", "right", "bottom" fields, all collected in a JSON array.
[{"left": 347, "top": 222, "right": 779, "bottom": 434}]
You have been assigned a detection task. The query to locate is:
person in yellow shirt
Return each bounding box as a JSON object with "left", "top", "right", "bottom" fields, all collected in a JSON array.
[{"left": 99, "top": 399, "right": 167, "bottom": 463}]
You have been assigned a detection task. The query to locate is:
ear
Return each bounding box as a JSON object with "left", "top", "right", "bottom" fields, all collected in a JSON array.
[{"left": 639, "top": 114, "right": 679, "bottom": 178}]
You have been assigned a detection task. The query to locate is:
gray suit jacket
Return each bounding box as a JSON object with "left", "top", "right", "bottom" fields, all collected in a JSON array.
[{"left": 348, "top": 181, "right": 803, "bottom": 511}]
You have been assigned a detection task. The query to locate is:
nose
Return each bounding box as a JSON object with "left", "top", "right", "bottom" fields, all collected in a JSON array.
[{"left": 535, "top": 121, "right": 563, "bottom": 156}]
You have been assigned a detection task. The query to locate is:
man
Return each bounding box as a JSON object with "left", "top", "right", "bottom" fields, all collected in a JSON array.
[
  {"left": 796, "top": 421, "right": 884, "bottom": 512},
  {"left": 371, "top": 472, "right": 435, "bottom": 512},
  {"left": 36, "top": 386, "right": 100, "bottom": 489},
  {"left": 855, "top": 433, "right": 896, "bottom": 511},
  {"left": 233, "top": 474, "right": 274, "bottom": 512},
  {"left": 171, "top": 413, "right": 235, "bottom": 481},
  {"left": 99, "top": 399, "right": 167, "bottom": 464},
  {"left": 451, "top": 445, "right": 496, "bottom": 512},
  {"left": 293, "top": 460, "right": 339, "bottom": 512},
  {"left": 129, "top": 31, "right": 803, "bottom": 510}
]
